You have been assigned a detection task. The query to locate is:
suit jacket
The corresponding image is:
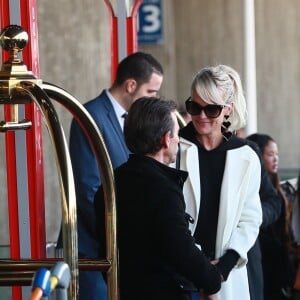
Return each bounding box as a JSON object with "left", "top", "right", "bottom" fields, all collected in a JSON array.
[
  {"left": 94, "top": 154, "right": 222, "bottom": 299},
  {"left": 69, "top": 90, "right": 130, "bottom": 257},
  {"left": 176, "top": 137, "right": 262, "bottom": 300}
]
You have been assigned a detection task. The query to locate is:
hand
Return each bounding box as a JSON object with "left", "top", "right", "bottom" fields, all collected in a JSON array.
[
  {"left": 200, "top": 290, "right": 221, "bottom": 300},
  {"left": 210, "top": 259, "right": 219, "bottom": 265}
]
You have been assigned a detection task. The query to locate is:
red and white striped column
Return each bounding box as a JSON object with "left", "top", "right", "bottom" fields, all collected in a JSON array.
[
  {"left": 0, "top": 0, "right": 45, "bottom": 299},
  {"left": 104, "top": 0, "right": 142, "bottom": 82}
]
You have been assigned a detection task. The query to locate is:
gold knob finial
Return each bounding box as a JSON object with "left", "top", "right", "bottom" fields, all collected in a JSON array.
[{"left": 0, "top": 25, "right": 28, "bottom": 62}]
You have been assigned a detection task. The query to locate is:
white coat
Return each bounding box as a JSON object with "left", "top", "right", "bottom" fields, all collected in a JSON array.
[{"left": 176, "top": 137, "right": 262, "bottom": 300}]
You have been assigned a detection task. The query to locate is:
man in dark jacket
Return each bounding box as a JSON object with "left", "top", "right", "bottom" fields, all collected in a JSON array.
[
  {"left": 67, "top": 52, "right": 163, "bottom": 299},
  {"left": 94, "top": 97, "right": 222, "bottom": 300}
]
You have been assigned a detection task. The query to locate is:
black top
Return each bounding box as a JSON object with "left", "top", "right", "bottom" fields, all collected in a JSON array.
[
  {"left": 180, "top": 123, "right": 259, "bottom": 279},
  {"left": 94, "top": 154, "right": 222, "bottom": 299}
]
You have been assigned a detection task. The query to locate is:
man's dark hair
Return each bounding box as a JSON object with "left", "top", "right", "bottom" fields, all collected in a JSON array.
[
  {"left": 124, "top": 97, "right": 177, "bottom": 155},
  {"left": 114, "top": 52, "right": 163, "bottom": 86}
]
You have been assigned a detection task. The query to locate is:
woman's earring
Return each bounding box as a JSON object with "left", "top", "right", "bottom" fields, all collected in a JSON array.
[{"left": 221, "top": 115, "right": 231, "bottom": 133}]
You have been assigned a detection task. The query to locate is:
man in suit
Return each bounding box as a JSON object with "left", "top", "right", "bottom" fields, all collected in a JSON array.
[
  {"left": 69, "top": 52, "right": 164, "bottom": 299},
  {"left": 94, "top": 97, "right": 222, "bottom": 300}
]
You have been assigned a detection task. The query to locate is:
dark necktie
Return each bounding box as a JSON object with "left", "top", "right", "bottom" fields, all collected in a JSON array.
[{"left": 121, "top": 113, "right": 127, "bottom": 131}]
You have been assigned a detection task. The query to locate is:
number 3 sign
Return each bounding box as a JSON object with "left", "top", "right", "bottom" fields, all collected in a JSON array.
[{"left": 138, "top": 0, "right": 163, "bottom": 44}]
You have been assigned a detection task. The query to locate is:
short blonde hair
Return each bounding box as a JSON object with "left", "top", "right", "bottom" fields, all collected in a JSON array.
[{"left": 191, "top": 64, "right": 247, "bottom": 130}]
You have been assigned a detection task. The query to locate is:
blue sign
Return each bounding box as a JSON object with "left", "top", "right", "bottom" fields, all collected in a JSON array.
[{"left": 138, "top": 0, "right": 163, "bottom": 45}]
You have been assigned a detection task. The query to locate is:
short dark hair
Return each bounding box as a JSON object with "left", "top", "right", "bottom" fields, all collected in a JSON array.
[
  {"left": 124, "top": 97, "right": 177, "bottom": 155},
  {"left": 246, "top": 133, "right": 275, "bottom": 153},
  {"left": 114, "top": 52, "right": 163, "bottom": 86}
]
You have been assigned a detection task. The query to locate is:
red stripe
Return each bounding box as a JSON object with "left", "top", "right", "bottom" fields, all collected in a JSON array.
[
  {"left": 1, "top": 2, "right": 22, "bottom": 298},
  {"left": 20, "top": 0, "right": 40, "bottom": 77},
  {"left": 0, "top": 0, "right": 10, "bottom": 61},
  {"left": 111, "top": 17, "right": 118, "bottom": 82},
  {"left": 126, "top": 17, "right": 135, "bottom": 55},
  {"left": 126, "top": 0, "right": 142, "bottom": 54},
  {"left": 5, "top": 107, "right": 22, "bottom": 300},
  {"left": 104, "top": 0, "right": 119, "bottom": 83},
  {"left": 20, "top": 0, "right": 46, "bottom": 258}
]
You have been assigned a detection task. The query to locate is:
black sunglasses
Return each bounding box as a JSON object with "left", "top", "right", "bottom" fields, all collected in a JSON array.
[{"left": 185, "top": 97, "right": 225, "bottom": 118}]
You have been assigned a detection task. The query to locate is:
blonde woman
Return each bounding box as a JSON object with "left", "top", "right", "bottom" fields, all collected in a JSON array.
[{"left": 178, "top": 65, "right": 262, "bottom": 299}]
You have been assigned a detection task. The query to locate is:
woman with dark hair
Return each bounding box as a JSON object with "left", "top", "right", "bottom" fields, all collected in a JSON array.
[{"left": 247, "top": 133, "right": 297, "bottom": 300}]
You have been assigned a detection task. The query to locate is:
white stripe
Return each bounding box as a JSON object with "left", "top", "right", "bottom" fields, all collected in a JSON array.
[{"left": 117, "top": 0, "right": 128, "bottom": 62}]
